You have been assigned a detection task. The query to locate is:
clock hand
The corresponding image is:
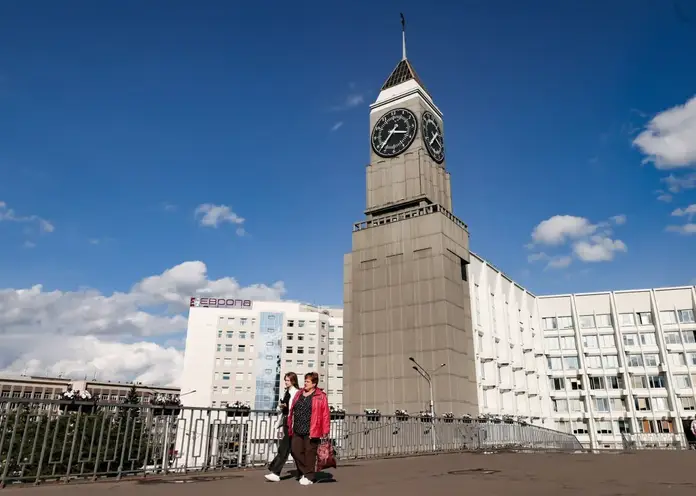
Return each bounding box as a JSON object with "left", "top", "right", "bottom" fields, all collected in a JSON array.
[
  {"left": 380, "top": 128, "right": 396, "bottom": 150},
  {"left": 393, "top": 129, "right": 407, "bottom": 134},
  {"left": 429, "top": 132, "right": 440, "bottom": 146}
]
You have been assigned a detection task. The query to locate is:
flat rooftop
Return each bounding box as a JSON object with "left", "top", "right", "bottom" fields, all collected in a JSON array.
[{"left": 3, "top": 451, "right": 694, "bottom": 496}]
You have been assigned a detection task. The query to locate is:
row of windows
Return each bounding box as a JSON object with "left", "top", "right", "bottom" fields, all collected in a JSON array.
[
  {"left": 217, "top": 330, "right": 256, "bottom": 340},
  {"left": 558, "top": 418, "right": 676, "bottom": 436},
  {"left": 553, "top": 395, "right": 696, "bottom": 413},
  {"left": 546, "top": 351, "right": 696, "bottom": 371},
  {"left": 545, "top": 331, "right": 696, "bottom": 351},
  {"left": 543, "top": 309, "right": 696, "bottom": 331}
]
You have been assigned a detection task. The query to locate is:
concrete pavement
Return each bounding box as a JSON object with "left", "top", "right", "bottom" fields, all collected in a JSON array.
[{"left": 2, "top": 451, "right": 696, "bottom": 495}]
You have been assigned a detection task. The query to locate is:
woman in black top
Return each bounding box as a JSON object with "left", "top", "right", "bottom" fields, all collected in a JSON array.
[{"left": 265, "top": 372, "right": 300, "bottom": 482}]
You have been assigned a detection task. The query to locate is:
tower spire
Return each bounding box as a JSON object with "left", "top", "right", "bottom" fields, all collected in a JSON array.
[{"left": 400, "top": 13, "right": 407, "bottom": 60}]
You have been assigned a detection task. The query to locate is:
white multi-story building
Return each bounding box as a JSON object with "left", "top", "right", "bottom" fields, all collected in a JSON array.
[
  {"left": 180, "top": 298, "right": 342, "bottom": 411},
  {"left": 326, "top": 308, "right": 344, "bottom": 409},
  {"left": 468, "top": 254, "right": 553, "bottom": 426},
  {"left": 468, "top": 252, "right": 696, "bottom": 449}
]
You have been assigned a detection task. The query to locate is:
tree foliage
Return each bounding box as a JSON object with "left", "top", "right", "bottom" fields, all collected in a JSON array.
[{"left": 0, "top": 400, "right": 171, "bottom": 485}]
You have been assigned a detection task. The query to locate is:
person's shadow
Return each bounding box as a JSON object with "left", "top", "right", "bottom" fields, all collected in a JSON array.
[{"left": 281, "top": 470, "right": 336, "bottom": 483}]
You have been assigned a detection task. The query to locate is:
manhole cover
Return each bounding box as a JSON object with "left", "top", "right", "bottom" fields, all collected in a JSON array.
[{"left": 448, "top": 469, "right": 500, "bottom": 476}]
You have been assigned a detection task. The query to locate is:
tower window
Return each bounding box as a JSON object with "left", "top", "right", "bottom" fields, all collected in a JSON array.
[{"left": 460, "top": 258, "right": 469, "bottom": 282}]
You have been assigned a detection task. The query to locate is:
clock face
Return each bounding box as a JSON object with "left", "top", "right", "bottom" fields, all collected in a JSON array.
[
  {"left": 421, "top": 111, "right": 445, "bottom": 164},
  {"left": 371, "top": 108, "right": 418, "bottom": 158}
]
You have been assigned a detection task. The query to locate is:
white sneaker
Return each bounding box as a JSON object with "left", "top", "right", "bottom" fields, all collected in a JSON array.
[
  {"left": 299, "top": 476, "right": 314, "bottom": 485},
  {"left": 265, "top": 473, "right": 281, "bottom": 482}
]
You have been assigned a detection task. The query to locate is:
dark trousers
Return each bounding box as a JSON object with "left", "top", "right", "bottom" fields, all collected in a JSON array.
[
  {"left": 291, "top": 434, "right": 319, "bottom": 481},
  {"left": 268, "top": 424, "right": 292, "bottom": 475}
]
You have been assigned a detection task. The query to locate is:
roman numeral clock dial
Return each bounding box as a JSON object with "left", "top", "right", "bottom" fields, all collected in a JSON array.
[
  {"left": 371, "top": 108, "right": 418, "bottom": 158},
  {"left": 421, "top": 111, "right": 445, "bottom": 164}
]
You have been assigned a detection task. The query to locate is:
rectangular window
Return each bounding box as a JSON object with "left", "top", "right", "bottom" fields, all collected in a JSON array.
[
  {"left": 543, "top": 317, "right": 557, "bottom": 330},
  {"left": 589, "top": 376, "right": 604, "bottom": 390},
  {"left": 225, "top": 344, "right": 233, "bottom": 352},
  {"left": 553, "top": 399, "right": 568, "bottom": 412},
  {"left": 216, "top": 344, "right": 222, "bottom": 352},
  {"left": 579, "top": 315, "right": 595, "bottom": 329},
  {"left": 239, "top": 331, "right": 247, "bottom": 339},
  {"left": 563, "top": 356, "right": 579, "bottom": 370},
  {"left": 240, "top": 318, "right": 247, "bottom": 325},
  {"left": 584, "top": 355, "right": 601, "bottom": 369},
  {"left": 560, "top": 336, "right": 576, "bottom": 350},
  {"left": 217, "top": 330, "right": 223, "bottom": 338},
  {"left": 640, "top": 333, "right": 657, "bottom": 346},
  {"left": 223, "top": 358, "right": 232, "bottom": 367},
  {"left": 678, "top": 309, "right": 695, "bottom": 324},
  {"left": 222, "top": 373, "right": 230, "bottom": 381},
  {"left": 626, "top": 355, "right": 643, "bottom": 367},
  {"left": 236, "top": 358, "right": 245, "bottom": 367},
  {"left": 634, "top": 397, "right": 650, "bottom": 411},
  {"left": 238, "top": 345, "right": 245, "bottom": 353},
  {"left": 568, "top": 399, "right": 584, "bottom": 412},
  {"left": 648, "top": 375, "right": 665, "bottom": 388},
  {"left": 596, "top": 314, "right": 612, "bottom": 328},
  {"left": 653, "top": 397, "right": 669, "bottom": 410},
  {"left": 285, "top": 346, "right": 293, "bottom": 354},
  {"left": 680, "top": 396, "right": 696, "bottom": 410},
  {"left": 557, "top": 316, "right": 573, "bottom": 329},
  {"left": 602, "top": 355, "right": 619, "bottom": 368},
  {"left": 623, "top": 334, "right": 638, "bottom": 347},
  {"left": 644, "top": 354, "right": 659, "bottom": 367},
  {"left": 287, "top": 320, "right": 295, "bottom": 327},
  {"left": 545, "top": 337, "right": 560, "bottom": 350},
  {"left": 235, "top": 372, "right": 244, "bottom": 381},
  {"left": 595, "top": 421, "right": 613, "bottom": 434},
  {"left": 226, "top": 331, "right": 233, "bottom": 339},
  {"left": 631, "top": 375, "right": 647, "bottom": 389},
  {"left": 683, "top": 332, "right": 696, "bottom": 344},
  {"left": 594, "top": 398, "right": 610, "bottom": 412},
  {"left": 673, "top": 375, "right": 691, "bottom": 388},
  {"left": 582, "top": 335, "right": 598, "bottom": 348},
  {"left": 637, "top": 312, "right": 653, "bottom": 325},
  {"left": 599, "top": 334, "right": 615, "bottom": 348},
  {"left": 297, "top": 346, "right": 305, "bottom": 354},
  {"left": 664, "top": 332, "right": 681, "bottom": 344},
  {"left": 670, "top": 352, "right": 686, "bottom": 366},
  {"left": 287, "top": 333, "right": 294, "bottom": 341},
  {"left": 620, "top": 313, "right": 635, "bottom": 326},
  {"left": 610, "top": 398, "right": 625, "bottom": 411},
  {"left": 550, "top": 377, "right": 565, "bottom": 390},
  {"left": 660, "top": 311, "right": 677, "bottom": 325}
]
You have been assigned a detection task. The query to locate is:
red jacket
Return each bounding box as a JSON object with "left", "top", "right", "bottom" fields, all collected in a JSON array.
[{"left": 287, "top": 388, "right": 330, "bottom": 438}]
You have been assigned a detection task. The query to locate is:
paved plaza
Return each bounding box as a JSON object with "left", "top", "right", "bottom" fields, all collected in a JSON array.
[{"left": 3, "top": 451, "right": 696, "bottom": 495}]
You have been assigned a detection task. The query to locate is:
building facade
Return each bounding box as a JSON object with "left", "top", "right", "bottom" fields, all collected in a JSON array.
[
  {"left": 180, "top": 298, "right": 343, "bottom": 411},
  {"left": 468, "top": 254, "right": 553, "bottom": 426},
  {"left": 537, "top": 286, "right": 696, "bottom": 449},
  {"left": 467, "top": 253, "right": 696, "bottom": 449},
  {"left": 344, "top": 30, "right": 477, "bottom": 416},
  {"left": 0, "top": 374, "right": 179, "bottom": 403}
]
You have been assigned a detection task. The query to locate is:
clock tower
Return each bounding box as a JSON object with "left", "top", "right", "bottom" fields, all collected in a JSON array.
[{"left": 343, "top": 16, "right": 478, "bottom": 416}]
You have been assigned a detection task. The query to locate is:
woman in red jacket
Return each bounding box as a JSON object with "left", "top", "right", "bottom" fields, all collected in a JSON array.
[{"left": 287, "top": 371, "right": 330, "bottom": 485}]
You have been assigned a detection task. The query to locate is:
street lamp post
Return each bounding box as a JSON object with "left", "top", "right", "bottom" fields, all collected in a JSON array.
[
  {"left": 409, "top": 357, "right": 446, "bottom": 416},
  {"left": 409, "top": 357, "right": 446, "bottom": 452}
]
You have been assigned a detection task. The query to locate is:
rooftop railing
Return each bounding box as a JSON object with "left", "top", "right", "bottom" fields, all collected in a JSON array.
[{"left": 0, "top": 399, "right": 582, "bottom": 487}]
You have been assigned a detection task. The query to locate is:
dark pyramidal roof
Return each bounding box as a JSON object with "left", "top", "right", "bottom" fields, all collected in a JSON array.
[{"left": 381, "top": 59, "right": 430, "bottom": 95}]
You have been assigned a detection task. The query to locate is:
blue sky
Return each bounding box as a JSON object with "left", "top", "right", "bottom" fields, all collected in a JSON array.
[{"left": 2, "top": 0, "right": 696, "bottom": 308}]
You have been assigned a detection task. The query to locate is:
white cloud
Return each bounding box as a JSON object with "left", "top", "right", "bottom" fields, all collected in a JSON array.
[
  {"left": 666, "top": 223, "right": 696, "bottom": 235},
  {"left": 671, "top": 204, "right": 696, "bottom": 218},
  {"left": 663, "top": 172, "right": 696, "bottom": 194},
  {"left": 656, "top": 190, "right": 673, "bottom": 202},
  {"left": 528, "top": 214, "right": 628, "bottom": 268},
  {"left": 331, "top": 121, "right": 344, "bottom": 132},
  {"left": 610, "top": 214, "right": 627, "bottom": 225},
  {"left": 0, "top": 261, "right": 285, "bottom": 386},
  {"left": 547, "top": 255, "right": 573, "bottom": 269},
  {"left": 633, "top": 95, "right": 696, "bottom": 169},
  {"left": 530, "top": 215, "right": 597, "bottom": 246},
  {"left": 0, "top": 200, "right": 54, "bottom": 233},
  {"left": 573, "top": 236, "right": 627, "bottom": 262},
  {"left": 331, "top": 93, "right": 364, "bottom": 111},
  {"left": 195, "top": 204, "right": 245, "bottom": 229},
  {"left": 23, "top": 241, "right": 36, "bottom": 249}
]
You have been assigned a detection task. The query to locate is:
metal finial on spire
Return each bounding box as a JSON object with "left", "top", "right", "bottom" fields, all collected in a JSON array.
[{"left": 400, "top": 13, "right": 407, "bottom": 60}]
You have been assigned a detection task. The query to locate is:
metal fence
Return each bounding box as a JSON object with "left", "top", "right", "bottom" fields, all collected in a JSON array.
[
  {"left": 0, "top": 399, "right": 583, "bottom": 487},
  {"left": 621, "top": 433, "right": 690, "bottom": 450}
]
